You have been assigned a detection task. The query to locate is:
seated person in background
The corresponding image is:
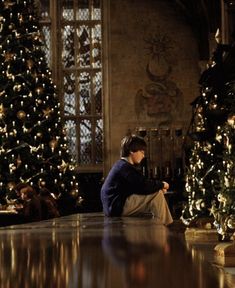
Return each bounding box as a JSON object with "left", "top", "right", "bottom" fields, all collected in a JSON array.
[
  {"left": 101, "top": 135, "right": 173, "bottom": 226},
  {"left": 39, "top": 187, "right": 60, "bottom": 220},
  {"left": 14, "top": 183, "right": 29, "bottom": 205},
  {"left": 18, "top": 185, "right": 42, "bottom": 222}
]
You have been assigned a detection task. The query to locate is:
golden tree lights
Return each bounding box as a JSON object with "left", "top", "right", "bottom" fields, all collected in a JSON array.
[
  {"left": 181, "top": 138, "right": 216, "bottom": 226},
  {"left": 181, "top": 23, "right": 235, "bottom": 238},
  {"left": 0, "top": 0, "right": 79, "bottom": 204},
  {"left": 181, "top": 39, "right": 235, "bottom": 230},
  {"left": 211, "top": 119, "right": 235, "bottom": 240}
]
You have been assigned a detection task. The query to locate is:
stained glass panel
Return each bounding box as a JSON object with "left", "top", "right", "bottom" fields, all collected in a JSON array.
[
  {"left": 77, "top": 0, "right": 89, "bottom": 20},
  {"left": 79, "top": 72, "right": 91, "bottom": 115},
  {"left": 76, "top": 25, "right": 90, "bottom": 67},
  {"left": 62, "top": 25, "right": 75, "bottom": 68},
  {"left": 92, "top": 24, "right": 101, "bottom": 68},
  {"left": 93, "top": 71, "right": 102, "bottom": 114},
  {"left": 65, "top": 120, "right": 77, "bottom": 161},
  {"left": 92, "top": 0, "right": 101, "bottom": 20},
  {"left": 41, "top": 26, "right": 51, "bottom": 66},
  {"left": 64, "top": 73, "right": 76, "bottom": 116},
  {"left": 62, "top": 9, "right": 74, "bottom": 21},
  {"left": 80, "top": 120, "right": 92, "bottom": 164},
  {"left": 62, "top": 0, "right": 74, "bottom": 20}
]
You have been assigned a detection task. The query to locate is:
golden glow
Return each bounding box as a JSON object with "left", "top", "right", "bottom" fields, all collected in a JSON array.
[{"left": 0, "top": 228, "right": 80, "bottom": 288}]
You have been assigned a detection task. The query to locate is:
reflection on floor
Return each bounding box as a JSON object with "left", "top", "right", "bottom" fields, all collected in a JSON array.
[{"left": 0, "top": 213, "right": 235, "bottom": 288}]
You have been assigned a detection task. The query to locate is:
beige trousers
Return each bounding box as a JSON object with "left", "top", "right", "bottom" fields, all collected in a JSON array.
[{"left": 122, "top": 190, "right": 173, "bottom": 226}]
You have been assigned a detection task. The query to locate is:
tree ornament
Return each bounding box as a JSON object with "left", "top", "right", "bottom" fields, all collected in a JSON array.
[
  {"left": 217, "top": 193, "right": 226, "bottom": 204},
  {"left": 195, "top": 199, "right": 205, "bottom": 211},
  {"left": 9, "top": 163, "right": 17, "bottom": 172},
  {"left": 4, "top": 51, "right": 14, "bottom": 61},
  {"left": 0, "top": 104, "right": 5, "bottom": 119},
  {"left": 70, "top": 189, "right": 79, "bottom": 199},
  {"left": 6, "top": 70, "right": 13, "bottom": 79},
  {"left": 227, "top": 115, "right": 235, "bottom": 128},
  {"left": 17, "top": 110, "right": 26, "bottom": 120},
  {"left": 22, "top": 125, "right": 31, "bottom": 133},
  {"left": 38, "top": 179, "right": 46, "bottom": 187},
  {"left": 227, "top": 216, "right": 235, "bottom": 229},
  {"left": 13, "top": 84, "right": 22, "bottom": 92},
  {"left": 43, "top": 107, "right": 52, "bottom": 118},
  {"left": 8, "top": 23, "right": 15, "bottom": 30},
  {"left": 16, "top": 154, "right": 22, "bottom": 168},
  {"left": 36, "top": 132, "right": 43, "bottom": 138},
  {"left": 58, "top": 160, "right": 69, "bottom": 173},
  {"left": 7, "top": 182, "right": 15, "bottom": 190},
  {"left": 15, "top": 31, "right": 21, "bottom": 38},
  {"left": 69, "top": 164, "right": 76, "bottom": 171},
  {"left": 29, "top": 145, "right": 40, "bottom": 153},
  {"left": 27, "top": 59, "right": 34, "bottom": 69},
  {"left": 3, "top": 1, "right": 15, "bottom": 9},
  {"left": 0, "top": 125, "right": 6, "bottom": 133}
]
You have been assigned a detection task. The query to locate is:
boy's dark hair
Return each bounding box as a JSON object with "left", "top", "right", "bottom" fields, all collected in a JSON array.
[
  {"left": 120, "top": 135, "right": 146, "bottom": 157},
  {"left": 14, "top": 183, "right": 29, "bottom": 193},
  {"left": 21, "top": 186, "right": 36, "bottom": 199}
]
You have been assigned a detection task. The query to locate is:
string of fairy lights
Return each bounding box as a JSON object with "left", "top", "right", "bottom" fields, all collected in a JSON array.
[
  {"left": 181, "top": 68, "right": 235, "bottom": 239},
  {"left": 0, "top": 0, "right": 79, "bottom": 199}
]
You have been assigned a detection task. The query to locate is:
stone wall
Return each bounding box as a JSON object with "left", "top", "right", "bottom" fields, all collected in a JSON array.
[{"left": 103, "top": 0, "right": 202, "bottom": 173}]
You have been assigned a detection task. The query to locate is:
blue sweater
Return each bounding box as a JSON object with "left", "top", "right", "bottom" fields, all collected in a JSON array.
[{"left": 101, "top": 159, "right": 164, "bottom": 216}]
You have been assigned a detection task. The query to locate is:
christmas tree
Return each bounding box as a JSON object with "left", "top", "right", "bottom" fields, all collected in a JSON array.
[
  {"left": 181, "top": 88, "right": 223, "bottom": 226},
  {"left": 181, "top": 30, "right": 235, "bottom": 240},
  {"left": 0, "top": 0, "right": 79, "bottom": 209},
  {"left": 211, "top": 114, "right": 235, "bottom": 239}
]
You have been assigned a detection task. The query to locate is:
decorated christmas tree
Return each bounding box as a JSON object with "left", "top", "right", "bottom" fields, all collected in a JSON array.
[
  {"left": 211, "top": 114, "right": 235, "bottom": 239},
  {"left": 181, "top": 85, "right": 223, "bottom": 226},
  {"left": 181, "top": 30, "right": 235, "bottom": 239},
  {"left": 0, "top": 0, "right": 79, "bottom": 208}
]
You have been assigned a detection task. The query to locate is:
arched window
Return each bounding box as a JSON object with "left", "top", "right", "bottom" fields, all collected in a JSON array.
[{"left": 39, "top": 0, "right": 103, "bottom": 172}]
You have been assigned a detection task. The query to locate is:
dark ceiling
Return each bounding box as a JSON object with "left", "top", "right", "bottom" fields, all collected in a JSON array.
[{"left": 172, "top": 0, "right": 221, "bottom": 60}]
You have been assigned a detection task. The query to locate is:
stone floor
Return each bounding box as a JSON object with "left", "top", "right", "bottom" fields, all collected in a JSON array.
[{"left": 0, "top": 212, "right": 235, "bottom": 288}]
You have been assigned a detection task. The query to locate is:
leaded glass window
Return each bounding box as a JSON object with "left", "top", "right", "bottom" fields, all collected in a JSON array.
[{"left": 39, "top": 0, "right": 103, "bottom": 171}]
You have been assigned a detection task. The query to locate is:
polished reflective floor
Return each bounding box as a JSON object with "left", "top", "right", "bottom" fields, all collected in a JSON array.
[{"left": 0, "top": 213, "right": 234, "bottom": 288}]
